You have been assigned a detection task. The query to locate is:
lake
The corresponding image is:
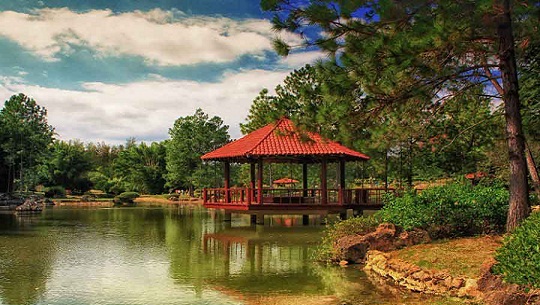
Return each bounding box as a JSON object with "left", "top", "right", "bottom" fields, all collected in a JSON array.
[{"left": 0, "top": 205, "right": 460, "bottom": 305}]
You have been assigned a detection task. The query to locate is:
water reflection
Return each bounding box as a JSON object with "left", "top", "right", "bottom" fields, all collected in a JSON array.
[
  {"left": 0, "top": 206, "right": 459, "bottom": 305},
  {"left": 0, "top": 213, "right": 55, "bottom": 305}
]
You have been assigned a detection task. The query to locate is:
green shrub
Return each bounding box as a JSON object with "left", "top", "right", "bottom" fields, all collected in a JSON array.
[
  {"left": 113, "top": 192, "right": 140, "bottom": 204},
  {"left": 378, "top": 183, "right": 508, "bottom": 238},
  {"left": 493, "top": 212, "right": 540, "bottom": 288},
  {"left": 44, "top": 186, "right": 66, "bottom": 198},
  {"left": 314, "top": 216, "right": 381, "bottom": 262}
]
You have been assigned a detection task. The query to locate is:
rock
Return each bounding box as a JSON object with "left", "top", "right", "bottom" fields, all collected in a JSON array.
[
  {"left": 476, "top": 258, "right": 540, "bottom": 305},
  {"left": 0, "top": 193, "right": 25, "bottom": 206},
  {"left": 396, "top": 229, "right": 431, "bottom": 248},
  {"left": 337, "top": 223, "right": 430, "bottom": 263},
  {"left": 15, "top": 196, "right": 44, "bottom": 212}
]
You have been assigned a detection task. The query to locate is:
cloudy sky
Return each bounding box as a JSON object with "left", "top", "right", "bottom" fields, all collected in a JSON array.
[{"left": 0, "top": 0, "right": 323, "bottom": 144}]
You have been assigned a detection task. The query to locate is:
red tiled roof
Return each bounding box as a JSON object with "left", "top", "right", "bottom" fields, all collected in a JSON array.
[{"left": 201, "top": 118, "right": 369, "bottom": 161}]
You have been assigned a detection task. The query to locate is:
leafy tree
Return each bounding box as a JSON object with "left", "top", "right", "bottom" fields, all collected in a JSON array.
[
  {"left": 244, "top": 64, "right": 500, "bottom": 188},
  {"left": 262, "top": 0, "right": 539, "bottom": 230},
  {"left": 112, "top": 141, "right": 167, "bottom": 194},
  {"left": 166, "top": 109, "right": 230, "bottom": 195},
  {"left": 46, "top": 140, "right": 93, "bottom": 193},
  {"left": 241, "top": 64, "right": 331, "bottom": 134},
  {"left": 85, "top": 141, "right": 124, "bottom": 193},
  {"left": 0, "top": 93, "right": 54, "bottom": 192}
]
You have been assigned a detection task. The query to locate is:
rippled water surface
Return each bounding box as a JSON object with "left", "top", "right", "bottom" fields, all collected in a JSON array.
[{"left": 0, "top": 206, "right": 459, "bottom": 305}]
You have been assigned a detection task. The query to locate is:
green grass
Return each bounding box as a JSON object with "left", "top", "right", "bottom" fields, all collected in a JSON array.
[{"left": 393, "top": 236, "right": 502, "bottom": 278}]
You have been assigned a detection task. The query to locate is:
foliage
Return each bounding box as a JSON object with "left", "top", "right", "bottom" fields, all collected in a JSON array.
[
  {"left": 261, "top": 0, "right": 538, "bottom": 230},
  {"left": 493, "top": 212, "right": 540, "bottom": 288},
  {"left": 520, "top": 41, "right": 540, "bottom": 140},
  {"left": 378, "top": 184, "right": 509, "bottom": 238},
  {"left": 166, "top": 109, "right": 229, "bottom": 194},
  {"left": 0, "top": 93, "right": 54, "bottom": 191},
  {"left": 113, "top": 191, "right": 140, "bottom": 204},
  {"left": 46, "top": 140, "right": 93, "bottom": 193},
  {"left": 314, "top": 216, "right": 381, "bottom": 262},
  {"left": 245, "top": 48, "right": 501, "bottom": 190},
  {"left": 112, "top": 140, "right": 167, "bottom": 194},
  {"left": 44, "top": 186, "right": 66, "bottom": 198},
  {"left": 240, "top": 64, "right": 352, "bottom": 136}
]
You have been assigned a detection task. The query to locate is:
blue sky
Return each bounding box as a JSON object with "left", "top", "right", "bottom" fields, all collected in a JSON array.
[{"left": 0, "top": 0, "right": 324, "bottom": 143}]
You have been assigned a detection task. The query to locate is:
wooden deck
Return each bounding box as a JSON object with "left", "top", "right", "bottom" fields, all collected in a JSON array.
[{"left": 202, "top": 187, "right": 391, "bottom": 214}]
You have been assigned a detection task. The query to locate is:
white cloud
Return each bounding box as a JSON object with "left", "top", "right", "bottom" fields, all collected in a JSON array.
[
  {"left": 0, "top": 8, "right": 303, "bottom": 66},
  {"left": 0, "top": 70, "right": 290, "bottom": 144},
  {"left": 279, "top": 50, "right": 327, "bottom": 68}
]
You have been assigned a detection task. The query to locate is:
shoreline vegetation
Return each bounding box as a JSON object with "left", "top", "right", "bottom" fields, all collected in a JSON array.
[
  {"left": 52, "top": 194, "right": 202, "bottom": 206},
  {"left": 316, "top": 183, "right": 540, "bottom": 305}
]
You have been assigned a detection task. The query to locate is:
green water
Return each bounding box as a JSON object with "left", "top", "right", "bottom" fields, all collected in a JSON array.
[{"left": 0, "top": 206, "right": 461, "bottom": 305}]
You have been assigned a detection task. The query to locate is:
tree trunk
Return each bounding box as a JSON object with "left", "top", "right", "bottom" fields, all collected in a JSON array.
[
  {"left": 384, "top": 148, "right": 389, "bottom": 191},
  {"left": 498, "top": 0, "right": 530, "bottom": 232},
  {"left": 525, "top": 141, "right": 540, "bottom": 200}
]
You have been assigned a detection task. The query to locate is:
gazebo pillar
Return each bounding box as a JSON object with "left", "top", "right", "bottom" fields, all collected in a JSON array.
[
  {"left": 338, "top": 159, "right": 346, "bottom": 204},
  {"left": 257, "top": 159, "right": 264, "bottom": 204},
  {"left": 321, "top": 159, "right": 328, "bottom": 205},
  {"left": 249, "top": 162, "right": 256, "bottom": 203},
  {"left": 302, "top": 163, "right": 308, "bottom": 197},
  {"left": 224, "top": 161, "right": 231, "bottom": 203}
]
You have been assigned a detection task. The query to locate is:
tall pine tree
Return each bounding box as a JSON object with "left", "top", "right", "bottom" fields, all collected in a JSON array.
[{"left": 262, "top": 0, "right": 539, "bottom": 230}]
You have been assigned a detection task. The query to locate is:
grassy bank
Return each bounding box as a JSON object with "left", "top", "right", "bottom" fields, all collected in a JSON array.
[
  {"left": 392, "top": 236, "right": 502, "bottom": 279},
  {"left": 135, "top": 194, "right": 202, "bottom": 204}
]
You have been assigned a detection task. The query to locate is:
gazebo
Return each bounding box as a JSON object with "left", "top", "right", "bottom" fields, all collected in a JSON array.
[{"left": 201, "top": 118, "right": 386, "bottom": 224}]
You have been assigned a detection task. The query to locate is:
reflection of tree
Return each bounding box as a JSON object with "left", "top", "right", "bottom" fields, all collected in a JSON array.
[
  {"left": 187, "top": 224, "right": 329, "bottom": 295},
  {"left": 0, "top": 214, "right": 55, "bottom": 305},
  {"left": 164, "top": 206, "right": 218, "bottom": 297}
]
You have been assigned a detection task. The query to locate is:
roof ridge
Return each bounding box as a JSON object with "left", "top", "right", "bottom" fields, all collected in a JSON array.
[{"left": 246, "top": 117, "right": 286, "bottom": 155}]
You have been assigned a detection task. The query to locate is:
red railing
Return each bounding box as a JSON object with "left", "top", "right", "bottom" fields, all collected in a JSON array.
[{"left": 203, "top": 187, "right": 395, "bottom": 206}]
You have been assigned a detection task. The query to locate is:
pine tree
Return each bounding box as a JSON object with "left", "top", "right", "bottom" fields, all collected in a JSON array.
[{"left": 262, "top": 0, "right": 539, "bottom": 230}]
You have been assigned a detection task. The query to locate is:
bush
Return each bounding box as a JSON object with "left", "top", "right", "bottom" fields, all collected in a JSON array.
[
  {"left": 378, "top": 183, "right": 508, "bottom": 238},
  {"left": 314, "top": 216, "right": 381, "bottom": 262},
  {"left": 113, "top": 192, "right": 140, "bottom": 204},
  {"left": 493, "top": 212, "right": 540, "bottom": 288},
  {"left": 44, "top": 186, "right": 66, "bottom": 198}
]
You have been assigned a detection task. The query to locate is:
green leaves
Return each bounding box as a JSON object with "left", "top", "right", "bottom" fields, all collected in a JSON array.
[
  {"left": 378, "top": 183, "right": 509, "bottom": 237},
  {"left": 494, "top": 212, "right": 540, "bottom": 288},
  {"left": 165, "top": 109, "right": 230, "bottom": 191},
  {"left": 0, "top": 93, "right": 54, "bottom": 191},
  {"left": 46, "top": 140, "right": 93, "bottom": 193},
  {"left": 272, "top": 38, "right": 291, "bottom": 56}
]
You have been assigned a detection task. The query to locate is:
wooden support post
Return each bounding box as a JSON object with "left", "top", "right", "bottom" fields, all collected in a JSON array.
[
  {"left": 302, "top": 215, "right": 309, "bottom": 226},
  {"left": 321, "top": 159, "right": 328, "bottom": 205},
  {"left": 338, "top": 159, "right": 345, "bottom": 204},
  {"left": 224, "top": 162, "right": 231, "bottom": 203},
  {"left": 302, "top": 163, "right": 308, "bottom": 197},
  {"left": 250, "top": 214, "right": 257, "bottom": 225},
  {"left": 257, "top": 159, "right": 264, "bottom": 204},
  {"left": 250, "top": 162, "right": 256, "bottom": 203}
]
